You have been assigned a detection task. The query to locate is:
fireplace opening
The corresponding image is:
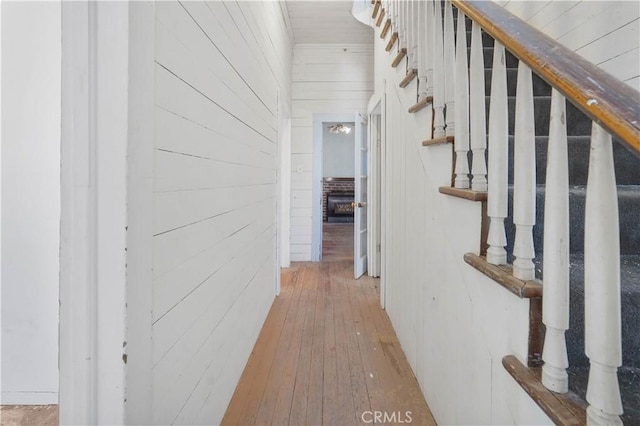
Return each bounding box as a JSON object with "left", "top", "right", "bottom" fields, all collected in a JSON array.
[{"left": 326, "top": 191, "right": 354, "bottom": 223}]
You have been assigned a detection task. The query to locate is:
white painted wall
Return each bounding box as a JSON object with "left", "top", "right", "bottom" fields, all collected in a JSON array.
[
  {"left": 290, "top": 44, "right": 373, "bottom": 261},
  {"left": 498, "top": 0, "right": 640, "bottom": 91},
  {"left": 0, "top": 1, "right": 60, "bottom": 405},
  {"left": 152, "top": 1, "right": 292, "bottom": 423},
  {"left": 323, "top": 123, "right": 355, "bottom": 177}
]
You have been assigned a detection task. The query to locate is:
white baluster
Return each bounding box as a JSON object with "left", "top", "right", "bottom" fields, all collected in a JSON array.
[
  {"left": 584, "top": 123, "right": 623, "bottom": 426},
  {"left": 541, "top": 89, "right": 569, "bottom": 393},
  {"left": 392, "top": 0, "right": 398, "bottom": 38},
  {"left": 486, "top": 42, "right": 508, "bottom": 265},
  {"left": 417, "top": 0, "right": 428, "bottom": 102},
  {"left": 425, "top": 0, "right": 434, "bottom": 98},
  {"left": 398, "top": 0, "right": 405, "bottom": 52},
  {"left": 453, "top": 9, "right": 469, "bottom": 188},
  {"left": 410, "top": 0, "right": 418, "bottom": 71},
  {"left": 512, "top": 62, "right": 536, "bottom": 280},
  {"left": 443, "top": 0, "right": 455, "bottom": 137},
  {"left": 404, "top": 0, "right": 410, "bottom": 62},
  {"left": 432, "top": 0, "right": 445, "bottom": 138},
  {"left": 469, "top": 21, "right": 487, "bottom": 191}
]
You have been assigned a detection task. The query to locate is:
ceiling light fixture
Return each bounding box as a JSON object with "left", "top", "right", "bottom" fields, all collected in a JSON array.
[{"left": 328, "top": 123, "right": 352, "bottom": 134}]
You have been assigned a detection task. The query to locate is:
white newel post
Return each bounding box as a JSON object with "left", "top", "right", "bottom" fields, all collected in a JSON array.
[
  {"left": 417, "top": 0, "right": 428, "bottom": 101},
  {"left": 432, "top": 0, "right": 445, "bottom": 138},
  {"left": 584, "top": 123, "right": 623, "bottom": 426},
  {"left": 453, "top": 9, "right": 469, "bottom": 188},
  {"left": 443, "top": 0, "right": 455, "bottom": 137},
  {"left": 512, "top": 62, "right": 536, "bottom": 280},
  {"left": 469, "top": 21, "right": 487, "bottom": 191},
  {"left": 486, "top": 42, "right": 508, "bottom": 265},
  {"left": 541, "top": 89, "right": 570, "bottom": 393}
]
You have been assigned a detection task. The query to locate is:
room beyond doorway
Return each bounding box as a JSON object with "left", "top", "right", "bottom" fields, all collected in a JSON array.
[{"left": 322, "top": 223, "right": 354, "bottom": 263}]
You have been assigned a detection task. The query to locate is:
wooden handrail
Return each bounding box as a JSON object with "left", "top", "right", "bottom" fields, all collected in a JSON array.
[{"left": 452, "top": 0, "right": 640, "bottom": 155}]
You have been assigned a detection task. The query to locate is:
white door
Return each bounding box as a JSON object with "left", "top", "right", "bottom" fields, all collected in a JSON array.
[{"left": 354, "top": 113, "right": 368, "bottom": 278}]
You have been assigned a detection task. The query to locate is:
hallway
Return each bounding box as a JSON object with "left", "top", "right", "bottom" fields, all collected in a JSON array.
[{"left": 222, "top": 224, "right": 435, "bottom": 425}]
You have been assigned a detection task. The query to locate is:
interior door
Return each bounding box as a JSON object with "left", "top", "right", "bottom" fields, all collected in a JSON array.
[{"left": 354, "top": 113, "right": 368, "bottom": 278}]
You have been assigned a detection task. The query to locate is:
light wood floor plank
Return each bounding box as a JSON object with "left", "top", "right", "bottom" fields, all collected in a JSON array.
[{"left": 222, "top": 224, "right": 436, "bottom": 425}]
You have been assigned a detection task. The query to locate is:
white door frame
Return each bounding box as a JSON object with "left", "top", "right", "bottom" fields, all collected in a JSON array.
[
  {"left": 59, "top": 2, "right": 154, "bottom": 424},
  {"left": 367, "top": 95, "right": 383, "bottom": 279},
  {"left": 354, "top": 112, "right": 368, "bottom": 278},
  {"left": 311, "top": 113, "right": 357, "bottom": 261}
]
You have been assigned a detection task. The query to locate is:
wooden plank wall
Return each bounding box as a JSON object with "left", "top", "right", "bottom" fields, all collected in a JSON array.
[
  {"left": 498, "top": 1, "right": 640, "bottom": 91},
  {"left": 290, "top": 44, "right": 374, "bottom": 261},
  {"left": 151, "top": 1, "right": 292, "bottom": 424}
]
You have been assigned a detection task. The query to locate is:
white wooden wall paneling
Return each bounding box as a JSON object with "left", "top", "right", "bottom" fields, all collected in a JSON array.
[
  {"left": 154, "top": 25, "right": 275, "bottom": 140},
  {"left": 154, "top": 112, "right": 272, "bottom": 174},
  {"left": 598, "top": 48, "right": 640, "bottom": 85},
  {"left": 153, "top": 148, "right": 275, "bottom": 193},
  {"left": 187, "top": 1, "right": 277, "bottom": 111},
  {"left": 158, "top": 3, "right": 275, "bottom": 128},
  {"left": 291, "top": 172, "right": 313, "bottom": 190},
  {"left": 182, "top": 261, "right": 275, "bottom": 424},
  {"left": 576, "top": 20, "right": 639, "bottom": 66},
  {"left": 153, "top": 205, "right": 274, "bottom": 325},
  {"left": 152, "top": 220, "right": 275, "bottom": 371},
  {"left": 152, "top": 0, "right": 290, "bottom": 422},
  {"left": 154, "top": 69, "right": 275, "bottom": 159},
  {"left": 153, "top": 228, "right": 276, "bottom": 423},
  {"left": 154, "top": 185, "right": 275, "bottom": 237},
  {"left": 294, "top": 81, "right": 372, "bottom": 94},
  {"left": 152, "top": 199, "right": 267, "bottom": 279},
  {"left": 506, "top": 1, "right": 639, "bottom": 90},
  {"left": 555, "top": 3, "right": 639, "bottom": 51}
]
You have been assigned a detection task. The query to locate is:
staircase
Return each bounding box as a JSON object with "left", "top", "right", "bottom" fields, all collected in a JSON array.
[
  {"left": 376, "top": 0, "right": 640, "bottom": 423},
  {"left": 482, "top": 38, "right": 640, "bottom": 425},
  {"left": 468, "top": 15, "right": 640, "bottom": 425}
]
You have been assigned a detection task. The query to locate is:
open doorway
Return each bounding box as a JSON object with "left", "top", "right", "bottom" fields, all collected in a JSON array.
[
  {"left": 321, "top": 121, "right": 356, "bottom": 262},
  {"left": 311, "top": 114, "right": 356, "bottom": 264}
]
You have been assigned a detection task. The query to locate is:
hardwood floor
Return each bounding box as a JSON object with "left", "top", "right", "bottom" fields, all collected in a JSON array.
[
  {"left": 222, "top": 224, "right": 436, "bottom": 425},
  {"left": 322, "top": 223, "right": 354, "bottom": 262}
]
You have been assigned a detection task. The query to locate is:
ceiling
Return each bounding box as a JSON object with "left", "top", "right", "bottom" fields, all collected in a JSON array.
[{"left": 285, "top": 1, "right": 374, "bottom": 44}]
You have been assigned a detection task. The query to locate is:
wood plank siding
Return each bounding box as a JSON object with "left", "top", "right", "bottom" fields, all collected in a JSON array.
[
  {"left": 223, "top": 225, "right": 436, "bottom": 425},
  {"left": 152, "top": 2, "right": 292, "bottom": 423},
  {"left": 500, "top": 1, "right": 640, "bottom": 90}
]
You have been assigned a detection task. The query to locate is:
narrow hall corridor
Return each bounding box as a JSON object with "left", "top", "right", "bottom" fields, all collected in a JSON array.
[{"left": 222, "top": 224, "right": 435, "bottom": 425}]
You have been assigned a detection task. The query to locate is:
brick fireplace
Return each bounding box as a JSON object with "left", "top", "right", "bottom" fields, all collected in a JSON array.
[{"left": 322, "top": 177, "right": 355, "bottom": 222}]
